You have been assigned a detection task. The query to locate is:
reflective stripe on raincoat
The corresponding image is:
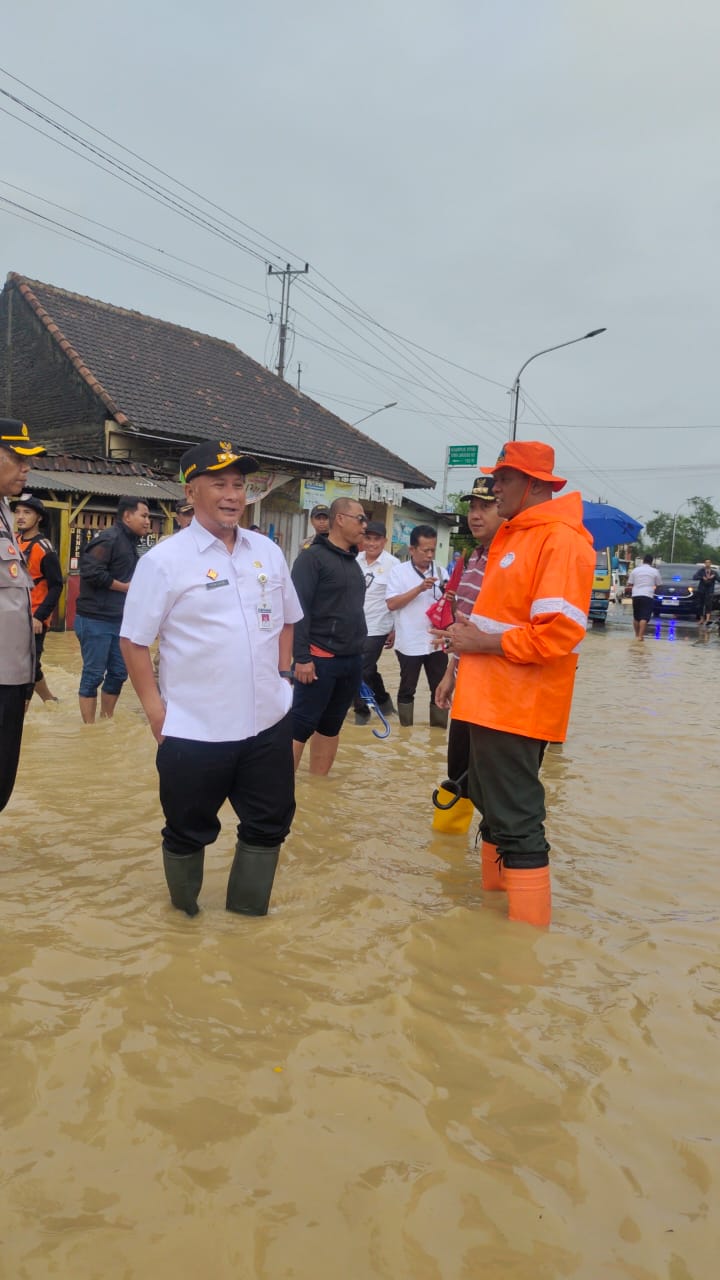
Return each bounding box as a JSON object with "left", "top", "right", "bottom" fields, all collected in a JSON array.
[{"left": 452, "top": 492, "right": 595, "bottom": 742}]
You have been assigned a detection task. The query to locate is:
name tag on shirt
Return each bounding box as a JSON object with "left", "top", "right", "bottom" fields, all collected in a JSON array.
[
  {"left": 257, "top": 602, "right": 273, "bottom": 630},
  {"left": 205, "top": 578, "right": 230, "bottom": 590}
]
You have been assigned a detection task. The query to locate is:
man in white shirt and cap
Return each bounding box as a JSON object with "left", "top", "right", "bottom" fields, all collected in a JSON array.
[{"left": 120, "top": 440, "right": 303, "bottom": 919}]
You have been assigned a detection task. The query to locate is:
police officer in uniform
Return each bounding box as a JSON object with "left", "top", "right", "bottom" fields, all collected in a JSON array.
[{"left": 0, "top": 419, "right": 47, "bottom": 813}]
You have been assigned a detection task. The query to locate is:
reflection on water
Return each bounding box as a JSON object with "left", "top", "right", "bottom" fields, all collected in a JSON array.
[{"left": 1, "top": 610, "right": 718, "bottom": 1278}]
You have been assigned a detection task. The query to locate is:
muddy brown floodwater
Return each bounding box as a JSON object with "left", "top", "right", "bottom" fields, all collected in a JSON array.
[{"left": 1, "top": 605, "right": 718, "bottom": 1279}]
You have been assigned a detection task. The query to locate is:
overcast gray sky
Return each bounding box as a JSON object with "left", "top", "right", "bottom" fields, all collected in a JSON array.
[{"left": 3, "top": 0, "right": 720, "bottom": 525}]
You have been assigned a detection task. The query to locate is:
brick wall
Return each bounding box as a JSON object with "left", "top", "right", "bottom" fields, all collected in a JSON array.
[{"left": 0, "top": 284, "right": 106, "bottom": 452}]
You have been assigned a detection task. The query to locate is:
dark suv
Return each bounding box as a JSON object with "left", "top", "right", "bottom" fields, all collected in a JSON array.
[{"left": 651, "top": 563, "right": 717, "bottom": 618}]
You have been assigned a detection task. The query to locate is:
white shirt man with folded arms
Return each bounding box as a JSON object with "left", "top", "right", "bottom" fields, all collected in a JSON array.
[{"left": 120, "top": 440, "right": 303, "bottom": 919}]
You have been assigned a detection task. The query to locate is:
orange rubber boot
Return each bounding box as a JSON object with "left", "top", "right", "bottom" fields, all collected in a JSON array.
[
  {"left": 504, "top": 866, "right": 551, "bottom": 927},
  {"left": 481, "top": 841, "right": 505, "bottom": 891}
]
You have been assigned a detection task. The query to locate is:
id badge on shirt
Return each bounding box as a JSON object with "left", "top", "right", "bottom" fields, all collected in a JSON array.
[{"left": 257, "top": 601, "right": 273, "bottom": 631}]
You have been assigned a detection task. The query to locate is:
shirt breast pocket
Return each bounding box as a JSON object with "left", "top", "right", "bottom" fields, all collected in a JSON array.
[{"left": 0, "top": 540, "right": 27, "bottom": 590}]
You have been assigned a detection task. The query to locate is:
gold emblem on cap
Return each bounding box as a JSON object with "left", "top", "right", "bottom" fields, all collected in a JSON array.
[{"left": 219, "top": 441, "right": 233, "bottom": 451}]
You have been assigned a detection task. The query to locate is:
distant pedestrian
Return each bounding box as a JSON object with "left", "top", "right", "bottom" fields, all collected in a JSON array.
[
  {"left": 299, "top": 504, "right": 330, "bottom": 552},
  {"left": 291, "top": 497, "right": 367, "bottom": 774},
  {"left": 353, "top": 519, "right": 399, "bottom": 723},
  {"left": 75, "top": 496, "right": 150, "bottom": 722},
  {"left": 385, "top": 524, "right": 449, "bottom": 727},
  {"left": 627, "top": 554, "right": 662, "bottom": 641},
  {"left": 0, "top": 419, "right": 46, "bottom": 814},
  {"left": 159, "top": 500, "right": 193, "bottom": 544},
  {"left": 175, "top": 500, "right": 194, "bottom": 530},
  {"left": 692, "top": 560, "right": 719, "bottom": 626},
  {"left": 14, "top": 494, "right": 64, "bottom": 703}
]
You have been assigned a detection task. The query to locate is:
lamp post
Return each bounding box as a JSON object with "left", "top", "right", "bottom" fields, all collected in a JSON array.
[
  {"left": 510, "top": 328, "right": 606, "bottom": 441},
  {"left": 669, "top": 498, "right": 690, "bottom": 561},
  {"left": 351, "top": 401, "right": 398, "bottom": 427}
]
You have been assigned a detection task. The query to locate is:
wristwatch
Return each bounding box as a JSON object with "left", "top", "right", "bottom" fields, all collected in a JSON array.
[{"left": 279, "top": 669, "right": 293, "bottom": 680}]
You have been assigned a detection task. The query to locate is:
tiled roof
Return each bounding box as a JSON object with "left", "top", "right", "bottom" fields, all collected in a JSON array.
[
  {"left": 8, "top": 274, "right": 433, "bottom": 489},
  {"left": 26, "top": 470, "right": 184, "bottom": 500},
  {"left": 31, "top": 452, "right": 171, "bottom": 477}
]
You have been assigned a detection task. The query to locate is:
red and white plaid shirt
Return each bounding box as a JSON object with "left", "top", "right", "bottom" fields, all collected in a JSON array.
[{"left": 454, "top": 546, "right": 489, "bottom": 619}]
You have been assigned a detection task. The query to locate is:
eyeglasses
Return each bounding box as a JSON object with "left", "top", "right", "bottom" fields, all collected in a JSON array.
[{"left": 343, "top": 512, "right": 368, "bottom": 524}]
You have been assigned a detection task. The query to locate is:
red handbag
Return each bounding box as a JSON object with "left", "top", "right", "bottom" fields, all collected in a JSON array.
[{"left": 426, "top": 553, "right": 465, "bottom": 630}]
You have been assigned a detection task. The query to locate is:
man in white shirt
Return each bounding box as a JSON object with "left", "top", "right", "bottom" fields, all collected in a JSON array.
[
  {"left": 385, "top": 524, "right": 449, "bottom": 727},
  {"left": 353, "top": 519, "right": 399, "bottom": 723},
  {"left": 120, "top": 440, "right": 303, "bottom": 919},
  {"left": 627, "top": 554, "right": 662, "bottom": 641}
]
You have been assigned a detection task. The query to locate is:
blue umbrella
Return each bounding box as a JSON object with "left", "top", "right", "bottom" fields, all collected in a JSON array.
[{"left": 582, "top": 501, "right": 643, "bottom": 550}]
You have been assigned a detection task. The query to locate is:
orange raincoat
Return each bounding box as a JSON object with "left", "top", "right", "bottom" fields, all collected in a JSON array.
[{"left": 452, "top": 492, "right": 595, "bottom": 742}]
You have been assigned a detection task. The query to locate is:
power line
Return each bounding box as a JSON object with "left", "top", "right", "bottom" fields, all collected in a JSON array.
[
  {"left": 518, "top": 388, "right": 648, "bottom": 512},
  {"left": 0, "top": 68, "right": 512, "bottom": 415},
  {"left": 0, "top": 196, "right": 272, "bottom": 322},
  {"left": 0, "top": 178, "right": 273, "bottom": 304},
  {"left": 267, "top": 262, "right": 308, "bottom": 378}
]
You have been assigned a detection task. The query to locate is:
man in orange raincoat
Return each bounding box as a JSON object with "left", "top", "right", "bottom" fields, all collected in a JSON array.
[{"left": 434, "top": 441, "right": 595, "bottom": 927}]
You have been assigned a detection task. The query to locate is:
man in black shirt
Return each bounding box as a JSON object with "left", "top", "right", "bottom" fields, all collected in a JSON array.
[
  {"left": 75, "top": 495, "right": 150, "bottom": 722},
  {"left": 291, "top": 497, "right": 367, "bottom": 775}
]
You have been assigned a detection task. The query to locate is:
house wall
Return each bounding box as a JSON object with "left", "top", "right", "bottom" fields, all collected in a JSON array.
[
  {"left": 0, "top": 285, "right": 106, "bottom": 452},
  {"left": 393, "top": 500, "right": 455, "bottom": 567}
]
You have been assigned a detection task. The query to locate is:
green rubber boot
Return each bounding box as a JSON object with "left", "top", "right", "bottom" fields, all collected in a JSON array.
[
  {"left": 162, "top": 843, "right": 205, "bottom": 917},
  {"left": 429, "top": 703, "right": 449, "bottom": 730},
  {"left": 226, "top": 841, "right": 280, "bottom": 916},
  {"left": 397, "top": 701, "right": 414, "bottom": 726}
]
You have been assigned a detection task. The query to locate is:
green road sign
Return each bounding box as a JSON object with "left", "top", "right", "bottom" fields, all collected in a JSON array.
[{"left": 447, "top": 445, "right": 478, "bottom": 467}]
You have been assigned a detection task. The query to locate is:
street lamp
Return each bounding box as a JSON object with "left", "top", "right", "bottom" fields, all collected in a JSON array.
[
  {"left": 510, "top": 328, "right": 606, "bottom": 441},
  {"left": 351, "top": 401, "right": 398, "bottom": 427},
  {"left": 670, "top": 498, "right": 691, "bottom": 561}
]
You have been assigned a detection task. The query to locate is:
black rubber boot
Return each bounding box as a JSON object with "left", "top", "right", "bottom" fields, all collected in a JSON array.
[
  {"left": 397, "top": 701, "right": 414, "bottom": 726},
  {"left": 429, "top": 703, "right": 449, "bottom": 730},
  {"left": 226, "top": 841, "right": 280, "bottom": 916},
  {"left": 377, "top": 695, "right": 396, "bottom": 715},
  {"left": 162, "top": 843, "right": 204, "bottom": 917}
]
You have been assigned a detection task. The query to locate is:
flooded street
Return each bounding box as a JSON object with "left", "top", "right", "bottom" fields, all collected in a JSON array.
[{"left": 1, "top": 604, "right": 718, "bottom": 1279}]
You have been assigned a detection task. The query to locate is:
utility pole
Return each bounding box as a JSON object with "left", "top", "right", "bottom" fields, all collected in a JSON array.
[{"left": 267, "top": 261, "right": 309, "bottom": 380}]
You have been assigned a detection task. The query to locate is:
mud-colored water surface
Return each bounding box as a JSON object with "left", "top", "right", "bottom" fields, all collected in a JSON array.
[{"left": 1, "top": 608, "right": 718, "bottom": 1278}]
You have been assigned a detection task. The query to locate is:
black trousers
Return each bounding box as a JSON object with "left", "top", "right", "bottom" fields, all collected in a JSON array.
[
  {"left": 395, "top": 650, "right": 448, "bottom": 705},
  {"left": 467, "top": 724, "right": 549, "bottom": 869},
  {"left": 0, "top": 684, "right": 30, "bottom": 813},
  {"left": 157, "top": 712, "right": 295, "bottom": 857},
  {"left": 353, "top": 633, "right": 391, "bottom": 711},
  {"left": 446, "top": 717, "right": 471, "bottom": 798}
]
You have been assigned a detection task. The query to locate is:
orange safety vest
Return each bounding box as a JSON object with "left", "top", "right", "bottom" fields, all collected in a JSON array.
[
  {"left": 452, "top": 492, "right": 595, "bottom": 742},
  {"left": 18, "top": 534, "right": 53, "bottom": 622}
]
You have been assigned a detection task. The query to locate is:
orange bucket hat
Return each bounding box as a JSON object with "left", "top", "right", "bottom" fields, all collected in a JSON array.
[{"left": 481, "top": 441, "right": 566, "bottom": 491}]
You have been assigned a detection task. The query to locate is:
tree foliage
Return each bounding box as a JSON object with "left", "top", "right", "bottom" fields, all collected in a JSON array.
[{"left": 642, "top": 497, "right": 720, "bottom": 562}]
